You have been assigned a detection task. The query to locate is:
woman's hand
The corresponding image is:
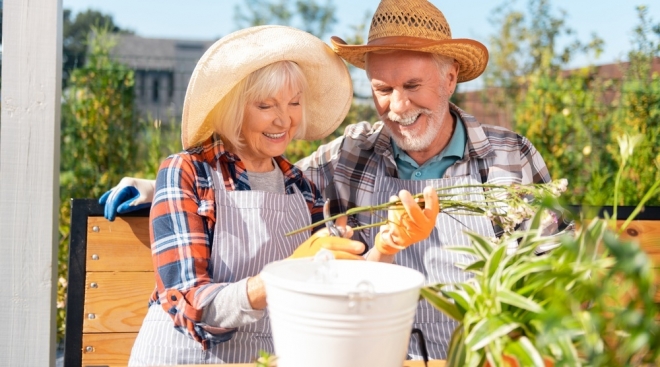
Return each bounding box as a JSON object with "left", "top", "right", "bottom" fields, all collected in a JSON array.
[
  {"left": 289, "top": 216, "right": 365, "bottom": 260},
  {"left": 99, "top": 177, "right": 156, "bottom": 221}
]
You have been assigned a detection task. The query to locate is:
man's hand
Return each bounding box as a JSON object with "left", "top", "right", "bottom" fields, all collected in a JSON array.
[
  {"left": 289, "top": 221, "right": 365, "bottom": 260},
  {"left": 376, "top": 186, "right": 439, "bottom": 255},
  {"left": 99, "top": 177, "right": 156, "bottom": 221}
]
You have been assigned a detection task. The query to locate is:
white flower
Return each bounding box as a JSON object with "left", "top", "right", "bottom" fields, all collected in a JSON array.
[
  {"left": 617, "top": 134, "right": 643, "bottom": 163},
  {"left": 541, "top": 210, "right": 558, "bottom": 228},
  {"left": 548, "top": 179, "right": 568, "bottom": 196},
  {"left": 582, "top": 145, "right": 592, "bottom": 156},
  {"left": 489, "top": 236, "right": 502, "bottom": 245},
  {"left": 562, "top": 108, "right": 570, "bottom": 116}
]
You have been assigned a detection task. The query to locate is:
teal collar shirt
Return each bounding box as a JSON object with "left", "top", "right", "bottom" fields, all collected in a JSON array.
[{"left": 391, "top": 111, "right": 467, "bottom": 180}]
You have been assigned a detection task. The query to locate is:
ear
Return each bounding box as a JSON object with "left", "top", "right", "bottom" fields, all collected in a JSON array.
[{"left": 447, "top": 60, "right": 460, "bottom": 93}]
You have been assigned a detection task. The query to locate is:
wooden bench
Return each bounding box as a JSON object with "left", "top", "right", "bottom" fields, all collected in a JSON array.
[
  {"left": 603, "top": 206, "right": 660, "bottom": 303},
  {"left": 64, "top": 199, "right": 153, "bottom": 367},
  {"left": 62, "top": 200, "right": 660, "bottom": 367}
]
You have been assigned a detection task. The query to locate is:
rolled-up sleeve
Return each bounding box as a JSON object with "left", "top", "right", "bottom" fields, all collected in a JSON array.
[{"left": 150, "top": 153, "right": 235, "bottom": 349}]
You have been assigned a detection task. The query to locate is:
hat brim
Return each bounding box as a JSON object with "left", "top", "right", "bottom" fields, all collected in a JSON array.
[
  {"left": 331, "top": 36, "right": 488, "bottom": 83},
  {"left": 182, "top": 26, "right": 353, "bottom": 150}
]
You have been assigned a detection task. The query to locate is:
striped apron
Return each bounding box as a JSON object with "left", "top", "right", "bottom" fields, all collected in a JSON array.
[
  {"left": 369, "top": 158, "right": 495, "bottom": 360},
  {"left": 129, "top": 163, "right": 310, "bottom": 365}
]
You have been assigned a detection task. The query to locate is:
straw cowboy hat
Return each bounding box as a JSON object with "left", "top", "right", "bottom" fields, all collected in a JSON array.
[
  {"left": 331, "top": 0, "right": 488, "bottom": 83},
  {"left": 181, "top": 25, "right": 353, "bottom": 150}
]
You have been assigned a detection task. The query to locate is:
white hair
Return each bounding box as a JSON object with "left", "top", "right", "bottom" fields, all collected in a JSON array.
[{"left": 208, "top": 61, "right": 309, "bottom": 150}]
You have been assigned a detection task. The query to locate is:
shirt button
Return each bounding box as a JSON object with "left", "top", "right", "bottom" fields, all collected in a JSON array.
[{"left": 415, "top": 172, "right": 422, "bottom": 177}]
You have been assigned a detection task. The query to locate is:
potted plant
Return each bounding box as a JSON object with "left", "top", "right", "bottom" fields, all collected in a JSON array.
[{"left": 421, "top": 136, "right": 660, "bottom": 366}]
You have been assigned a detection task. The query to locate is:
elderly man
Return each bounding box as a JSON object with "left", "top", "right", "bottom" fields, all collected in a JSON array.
[
  {"left": 101, "top": 0, "right": 553, "bottom": 360},
  {"left": 296, "top": 0, "right": 552, "bottom": 358}
]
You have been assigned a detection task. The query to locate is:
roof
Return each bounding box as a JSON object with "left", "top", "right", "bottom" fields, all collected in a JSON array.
[
  {"left": 109, "top": 34, "right": 216, "bottom": 71},
  {"left": 561, "top": 56, "right": 660, "bottom": 79}
]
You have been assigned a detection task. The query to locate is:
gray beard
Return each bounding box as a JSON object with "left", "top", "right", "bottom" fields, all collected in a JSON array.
[{"left": 382, "top": 104, "right": 449, "bottom": 152}]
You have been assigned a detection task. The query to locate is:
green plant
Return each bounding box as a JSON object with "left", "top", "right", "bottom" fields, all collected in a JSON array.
[
  {"left": 423, "top": 206, "right": 659, "bottom": 366},
  {"left": 58, "top": 26, "right": 171, "bottom": 343},
  {"left": 421, "top": 136, "right": 660, "bottom": 366},
  {"left": 254, "top": 350, "right": 278, "bottom": 367}
]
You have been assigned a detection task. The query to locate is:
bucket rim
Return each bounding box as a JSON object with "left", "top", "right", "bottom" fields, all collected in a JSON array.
[{"left": 260, "top": 259, "right": 426, "bottom": 296}]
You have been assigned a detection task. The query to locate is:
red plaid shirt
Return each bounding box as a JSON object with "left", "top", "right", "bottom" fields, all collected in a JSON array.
[{"left": 149, "top": 134, "right": 324, "bottom": 349}]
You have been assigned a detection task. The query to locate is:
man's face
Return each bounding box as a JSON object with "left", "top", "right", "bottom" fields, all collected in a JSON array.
[{"left": 367, "top": 50, "right": 457, "bottom": 153}]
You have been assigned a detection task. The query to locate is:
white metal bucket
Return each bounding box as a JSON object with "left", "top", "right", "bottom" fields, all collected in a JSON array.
[{"left": 260, "top": 258, "right": 425, "bottom": 367}]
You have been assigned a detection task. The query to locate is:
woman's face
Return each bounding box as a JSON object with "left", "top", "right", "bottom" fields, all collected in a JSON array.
[{"left": 238, "top": 87, "right": 303, "bottom": 169}]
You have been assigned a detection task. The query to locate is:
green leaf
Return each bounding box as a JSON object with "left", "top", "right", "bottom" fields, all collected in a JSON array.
[
  {"left": 442, "top": 289, "right": 472, "bottom": 314},
  {"left": 464, "top": 260, "right": 486, "bottom": 272},
  {"left": 445, "top": 245, "right": 479, "bottom": 257},
  {"left": 461, "top": 281, "right": 479, "bottom": 298},
  {"left": 465, "top": 231, "right": 495, "bottom": 260},
  {"left": 420, "top": 287, "right": 464, "bottom": 321},
  {"left": 465, "top": 314, "right": 521, "bottom": 351},
  {"left": 497, "top": 288, "right": 544, "bottom": 313},
  {"left": 557, "top": 335, "right": 580, "bottom": 364},
  {"left": 446, "top": 325, "right": 467, "bottom": 367},
  {"left": 502, "top": 258, "right": 552, "bottom": 288},
  {"left": 503, "top": 336, "right": 546, "bottom": 367},
  {"left": 485, "top": 243, "right": 509, "bottom": 288}
]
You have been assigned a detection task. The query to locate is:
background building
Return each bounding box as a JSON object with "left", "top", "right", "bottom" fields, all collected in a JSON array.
[{"left": 110, "top": 34, "right": 216, "bottom": 123}]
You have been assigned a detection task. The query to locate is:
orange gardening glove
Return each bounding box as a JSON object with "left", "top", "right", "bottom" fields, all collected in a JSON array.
[
  {"left": 375, "top": 186, "right": 439, "bottom": 255},
  {"left": 289, "top": 231, "right": 365, "bottom": 260}
]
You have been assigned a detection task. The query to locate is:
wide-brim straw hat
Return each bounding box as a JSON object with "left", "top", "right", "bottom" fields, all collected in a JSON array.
[
  {"left": 181, "top": 25, "right": 353, "bottom": 150},
  {"left": 331, "top": 0, "right": 488, "bottom": 83}
]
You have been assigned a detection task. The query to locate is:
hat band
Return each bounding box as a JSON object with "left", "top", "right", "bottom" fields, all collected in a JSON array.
[{"left": 366, "top": 36, "right": 449, "bottom": 48}]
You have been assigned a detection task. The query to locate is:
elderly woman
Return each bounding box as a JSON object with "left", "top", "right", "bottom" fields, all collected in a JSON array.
[{"left": 126, "top": 25, "right": 364, "bottom": 366}]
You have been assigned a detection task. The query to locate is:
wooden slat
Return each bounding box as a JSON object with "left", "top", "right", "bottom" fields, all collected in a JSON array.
[
  {"left": 87, "top": 216, "right": 152, "bottom": 271},
  {"left": 80, "top": 336, "right": 443, "bottom": 367},
  {"left": 616, "top": 220, "right": 660, "bottom": 264},
  {"left": 83, "top": 272, "right": 154, "bottom": 333},
  {"left": 82, "top": 332, "right": 137, "bottom": 367},
  {"left": 80, "top": 333, "right": 448, "bottom": 367},
  {"left": 612, "top": 221, "right": 660, "bottom": 302}
]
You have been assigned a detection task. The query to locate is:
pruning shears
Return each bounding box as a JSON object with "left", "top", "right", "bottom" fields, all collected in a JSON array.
[{"left": 323, "top": 199, "right": 342, "bottom": 237}]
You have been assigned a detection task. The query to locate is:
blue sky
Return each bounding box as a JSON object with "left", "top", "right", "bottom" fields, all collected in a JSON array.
[{"left": 62, "top": 0, "right": 659, "bottom": 90}]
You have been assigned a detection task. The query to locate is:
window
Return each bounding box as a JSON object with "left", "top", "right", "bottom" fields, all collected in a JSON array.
[{"left": 153, "top": 78, "right": 160, "bottom": 103}]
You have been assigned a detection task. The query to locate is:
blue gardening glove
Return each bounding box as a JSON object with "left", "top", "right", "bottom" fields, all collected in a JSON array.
[{"left": 99, "top": 177, "right": 156, "bottom": 221}]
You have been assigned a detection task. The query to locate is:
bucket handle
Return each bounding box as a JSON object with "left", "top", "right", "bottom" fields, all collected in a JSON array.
[
  {"left": 347, "top": 280, "right": 375, "bottom": 311},
  {"left": 411, "top": 328, "right": 429, "bottom": 366}
]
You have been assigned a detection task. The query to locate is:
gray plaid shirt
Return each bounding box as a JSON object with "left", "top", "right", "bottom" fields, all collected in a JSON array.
[{"left": 296, "top": 103, "right": 552, "bottom": 245}]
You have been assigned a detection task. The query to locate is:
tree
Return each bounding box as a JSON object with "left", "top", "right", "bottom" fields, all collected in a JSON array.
[
  {"left": 604, "top": 6, "right": 660, "bottom": 206},
  {"left": 63, "top": 9, "right": 133, "bottom": 83},
  {"left": 485, "top": 0, "right": 660, "bottom": 205},
  {"left": 58, "top": 26, "right": 147, "bottom": 341},
  {"left": 484, "top": 0, "right": 603, "bottom": 109},
  {"left": 234, "top": 0, "right": 337, "bottom": 39}
]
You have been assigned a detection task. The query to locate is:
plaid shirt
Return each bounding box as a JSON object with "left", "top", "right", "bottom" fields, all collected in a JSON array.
[
  {"left": 296, "top": 103, "right": 552, "bottom": 244},
  {"left": 149, "top": 134, "right": 324, "bottom": 349}
]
